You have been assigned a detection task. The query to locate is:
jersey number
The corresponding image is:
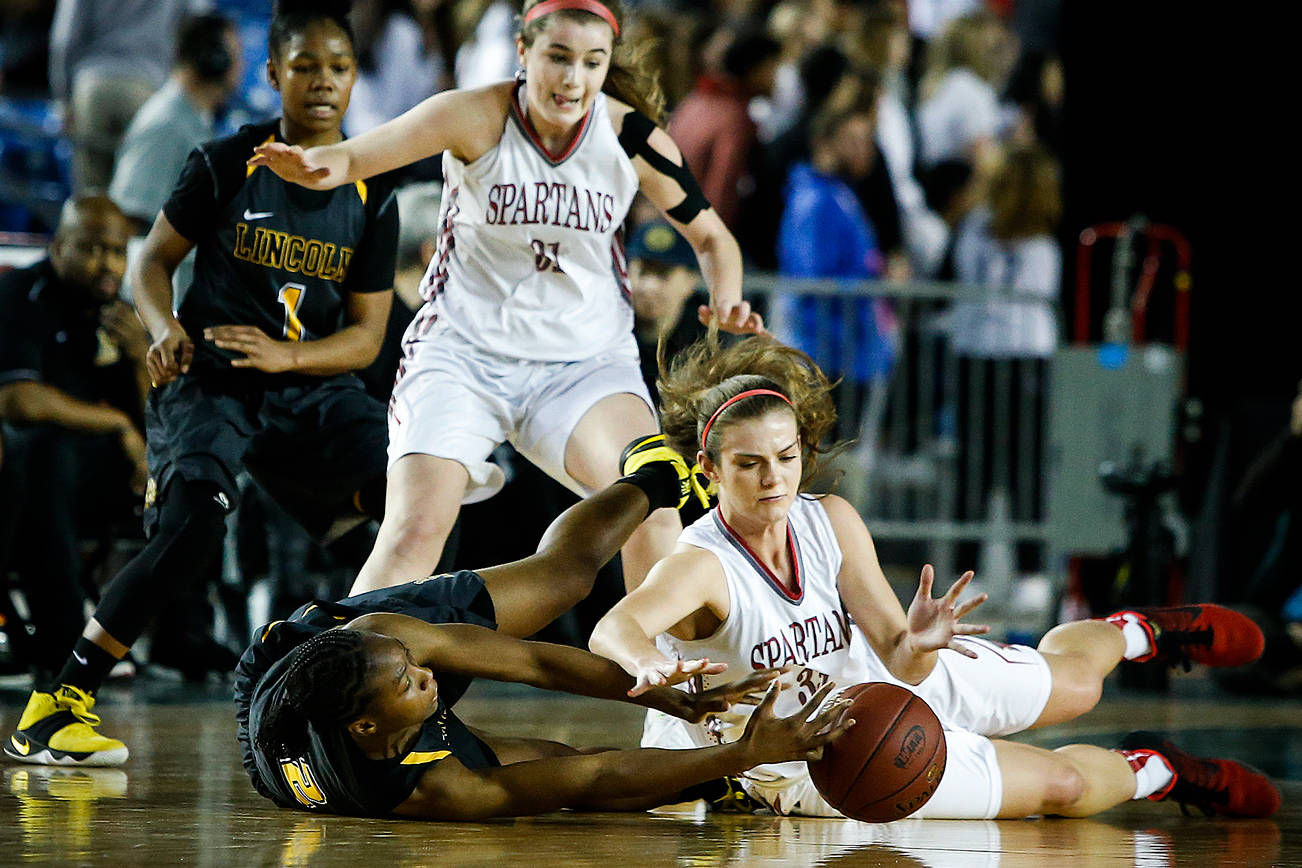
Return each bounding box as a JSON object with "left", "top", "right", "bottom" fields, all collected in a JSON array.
[
  {"left": 530, "top": 239, "right": 565, "bottom": 274},
  {"left": 280, "top": 757, "right": 328, "bottom": 808},
  {"left": 278, "top": 282, "right": 307, "bottom": 341},
  {"left": 794, "top": 668, "right": 831, "bottom": 706}
]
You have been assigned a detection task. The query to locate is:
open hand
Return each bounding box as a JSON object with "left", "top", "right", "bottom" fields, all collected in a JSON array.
[
  {"left": 247, "top": 141, "right": 335, "bottom": 189},
  {"left": 671, "top": 668, "right": 787, "bottom": 723},
  {"left": 905, "top": 565, "right": 990, "bottom": 658},
  {"left": 628, "top": 656, "right": 728, "bottom": 697},
  {"left": 740, "top": 680, "right": 854, "bottom": 765},
  {"left": 205, "top": 325, "right": 297, "bottom": 373}
]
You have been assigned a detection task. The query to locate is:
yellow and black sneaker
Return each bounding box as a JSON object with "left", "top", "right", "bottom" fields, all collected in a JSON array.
[
  {"left": 620, "top": 434, "right": 713, "bottom": 511},
  {"left": 699, "top": 775, "right": 767, "bottom": 814},
  {"left": 4, "top": 685, "right": 128, "bottom": 767}
]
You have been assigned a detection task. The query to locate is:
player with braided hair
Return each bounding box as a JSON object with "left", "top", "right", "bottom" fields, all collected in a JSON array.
[
  {"left": 236, "top": 452, "right": 853, "bottom": 819},
  {"left": 591, "top": 334, "right": 1278, "bottom": 820}
]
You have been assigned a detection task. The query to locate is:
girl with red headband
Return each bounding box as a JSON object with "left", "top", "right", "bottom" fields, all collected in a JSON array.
[
  {"left": 249, "top": 0, "right": 763, "bottom": 600},
  {"left": 589, "top": 334, "right": 1277, "bottom": 821}
]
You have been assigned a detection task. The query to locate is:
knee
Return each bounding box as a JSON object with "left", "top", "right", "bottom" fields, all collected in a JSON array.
[
  {"left": 1053, "top": 668, "right": 1103, "bottom": 720},
  {"left": 157, "top": 480, "right": 231, "bottom": 537},
  {"left": 1039, "top": 757, "right": 1088, "bottom": 812},
  {"left": 377, "top": 510, "right": 455, "bottom": 561}
]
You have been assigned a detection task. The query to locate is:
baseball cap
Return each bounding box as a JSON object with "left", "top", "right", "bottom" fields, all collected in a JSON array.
[{"left": 627, "top": 220, "right": 697, "bottom": 269}]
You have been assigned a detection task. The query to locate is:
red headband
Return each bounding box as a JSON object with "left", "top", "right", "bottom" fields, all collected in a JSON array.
[
  {"left": 524, "top": 0, "right": 620, "bottom": 36},
  {"left": 701, "top": 389, "right": 793, "bottom": 450}
]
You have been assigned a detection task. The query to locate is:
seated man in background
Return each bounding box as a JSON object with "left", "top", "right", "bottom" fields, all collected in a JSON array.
[{"left": 0, "top": 196, "right": 144, "bottom": 682}]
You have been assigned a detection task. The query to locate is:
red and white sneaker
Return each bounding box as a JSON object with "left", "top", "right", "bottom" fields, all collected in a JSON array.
[
  {"left": 1118, "top": 731, "right": 1280, "bottom": 818},
  {"left": 1105, "top": 605, "right": 1265, "bottom": 670}
]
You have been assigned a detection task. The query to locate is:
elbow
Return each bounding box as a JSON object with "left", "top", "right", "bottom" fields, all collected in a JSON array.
[{"left": 0, "top": 382, "right": 42, "bottom": 424}]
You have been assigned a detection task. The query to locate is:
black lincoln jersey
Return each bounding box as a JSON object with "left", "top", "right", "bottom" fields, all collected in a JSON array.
[
  {"left": 162, "top": 120, "right": 398, "bottom": 377},
  {"left": 235, "top": 580, "right": 500, "bottom": 817}
]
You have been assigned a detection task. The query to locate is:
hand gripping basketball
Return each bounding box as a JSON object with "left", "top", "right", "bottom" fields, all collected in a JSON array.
[{"left": 620, "top": 434, "right": 711, "bottom": 510}]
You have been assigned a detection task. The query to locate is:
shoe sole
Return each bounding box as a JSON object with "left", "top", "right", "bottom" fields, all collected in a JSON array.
[{"left": 4, "top": 744, "right": 129, "bottom": 767}]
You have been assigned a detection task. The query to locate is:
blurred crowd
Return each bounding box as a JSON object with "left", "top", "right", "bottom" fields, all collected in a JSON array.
[{"left": 1, "top": 0, "right": 1297, "bottom": 693}]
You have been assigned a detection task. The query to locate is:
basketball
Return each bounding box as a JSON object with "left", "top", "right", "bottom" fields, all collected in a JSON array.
[{"left": 808, "top": 682, "right": 947, "bottom": 822}]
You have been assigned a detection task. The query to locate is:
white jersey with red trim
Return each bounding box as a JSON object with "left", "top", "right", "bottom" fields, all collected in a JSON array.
[
  {"left": 645, "top": 496, "right": 892, "bottom": 783},
  {"left": 405, "top": 81, "right": 639, "bottom": 362}
]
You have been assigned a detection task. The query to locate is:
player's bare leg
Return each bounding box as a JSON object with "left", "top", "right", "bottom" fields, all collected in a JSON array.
[
  {"left": 563, "top": 392, "right": 681, "bottom": 593},
  {"left": 349, "top": 454, "right": 467, "bottom": 596},
  {"left": 476, "top": 475, "right": 673, "bottom": 637},
  {"left": 1029, "top": 620, "right": 1125, "bottom": 727},
  {"left": 992, "top": 740, "right": 1134, "bottom": 818}
]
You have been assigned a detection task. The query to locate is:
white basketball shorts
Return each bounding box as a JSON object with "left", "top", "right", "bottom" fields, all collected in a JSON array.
[
  {"left": 641, "top": 707, "right": 1003, "bottom": 820},
  {"left": 388, "top": 320, "right": 654, "bottom": 503}
]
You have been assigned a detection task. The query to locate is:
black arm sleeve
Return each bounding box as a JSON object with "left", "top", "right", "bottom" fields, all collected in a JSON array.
[{"left": 617, "top": 110, "right": 712, "bottom": 225}]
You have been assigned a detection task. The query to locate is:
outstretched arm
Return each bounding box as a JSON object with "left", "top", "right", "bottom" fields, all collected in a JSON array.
[
  {"left": 247, "top": 86, "right": 509, "bottom": 189},
  {"left": 589, "top": 549, "right": 731, "bottom": 695},
  {"left": 826, "top": 495, "right": 988, "bottom": 684},
  {"left": 394, "top": 681, "right": 851, "bottom": 820},
  {"left": 346, "top": 613, "right": 741, "bottom": 721}
]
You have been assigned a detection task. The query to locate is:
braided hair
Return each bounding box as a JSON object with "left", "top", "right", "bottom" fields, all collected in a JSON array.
[
  {"left": 255, "top": 629, "right": 378, "bottom": 757},
  {"left": 658, "top": 334, "right": 842, "bottom": 490},
  {"left": 269, "top": 0, "right": 355, "bottom": 61}
]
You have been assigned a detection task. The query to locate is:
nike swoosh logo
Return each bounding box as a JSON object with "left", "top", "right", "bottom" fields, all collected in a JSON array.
[
  {"left": 243, "top": 209, "right": 274, "bottom": 220},
  {"left": 73, "top": 650, "right": 88, "bottom": 666},
  {"left": 10, "top": 734, "right": 30, "bottom": 756}
]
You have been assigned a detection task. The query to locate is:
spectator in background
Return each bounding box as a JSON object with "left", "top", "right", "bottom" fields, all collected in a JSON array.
[
  {"left": 777, "top": 98, "right": 896, "bottom": 440},
  {"left": 0, "top": 196, "right": 143, "bottom": 681},
  {"left": 946, "top": 143, "right": 1061, "bottom": 535},
  {"left": 48, "top": 0, "right": 198, "bottom": 191},
  {"left": 916, "top": 9, "right": 1016, "bottom": 190},
  {"left": 669, "top": 28, "right": 781, "bottom": 231},
  {"left": 626, "top": 219, "right": 705, "bottom": 405},
  {"left": 758, "top": 0, "right": 835, "bottom": 144},
  {"left": 108, "top": 13, "right": 243, "bottom": 235},
  {"left": 453, "top": 0, "right": 519, "bottom": 89},
  {"left": 850, "top": 0, "right": 950, "bottom": 277},
  {"left": 743, "top": 43, "right": 851, "bottom": 268},
  {"left": 345, "top": 0, "right": 449, "bottom": 138},
  {"left": 949, "top": 143, "right": 1061, "bottom": 360}
]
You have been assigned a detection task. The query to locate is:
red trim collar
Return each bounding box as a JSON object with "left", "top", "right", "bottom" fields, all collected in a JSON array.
[
  {"left": 716, "top": 509, "right": 803, "bottom": 603},
  {"left": 511, "top": 79, "right": 594, "bottom": 165}
]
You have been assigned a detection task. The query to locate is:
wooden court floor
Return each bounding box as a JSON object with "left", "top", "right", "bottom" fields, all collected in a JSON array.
[{"left": 1, "top": 674, "right": 1298, "bottom": 867}]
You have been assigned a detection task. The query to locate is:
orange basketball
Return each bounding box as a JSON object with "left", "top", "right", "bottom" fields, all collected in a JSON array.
[{"left": 808, "top": 682, "right": 947, "bottom": 822}]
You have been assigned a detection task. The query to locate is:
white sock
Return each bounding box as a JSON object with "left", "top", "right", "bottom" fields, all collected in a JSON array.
[
  {"left": 1110, "top": 612, "right": 1155, "bottom": 660},
  {"left": 1121, "top": 749, "right": 1175, "bottom": 800}
]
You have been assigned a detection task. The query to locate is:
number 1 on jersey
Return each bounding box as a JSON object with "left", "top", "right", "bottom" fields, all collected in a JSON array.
[{"left": 278, "top": 281, "right": 307, "bottom": 341}]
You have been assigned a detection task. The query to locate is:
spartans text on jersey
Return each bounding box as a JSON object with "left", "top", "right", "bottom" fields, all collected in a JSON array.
[
  {"left": 485, "top": 181, "right": 616, "bottom": 232},
  {"left": 233, "top": 222, "right": 354, "bottom": 281},
  {"left": 750, "top": 609, "right": 854, "bottom": 670}
]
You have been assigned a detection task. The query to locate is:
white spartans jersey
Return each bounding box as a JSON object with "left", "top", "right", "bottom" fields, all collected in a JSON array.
[
  {"left": 643, "top": 496, "right": 891, "bottom": 783},
  {"left": 406, "top": 80, "right": 639, "bottom": 361}
]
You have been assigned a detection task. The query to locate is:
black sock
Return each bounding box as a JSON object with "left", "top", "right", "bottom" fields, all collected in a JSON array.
[
  {"left": 52, "top": 638, "right": 118, "bottom": 694},
  {"left": 616, "top": 462, "right": 680, "bottom": 515}
]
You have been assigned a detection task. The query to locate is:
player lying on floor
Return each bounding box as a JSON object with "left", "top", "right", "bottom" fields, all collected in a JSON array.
[
  {"left": 236, "top": 449, "right": 852, "bottom": 819},
  {"left": 589, "top": 334, "right": 1281, "bottom": 820}
]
